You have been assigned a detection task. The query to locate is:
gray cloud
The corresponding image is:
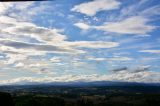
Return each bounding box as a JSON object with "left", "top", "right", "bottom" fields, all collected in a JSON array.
[
  {"left": 111, "top": 67, "right": 127, "bottom": 72},
  {"left": 0, "top": 39, "right": 82, "bottom": 54},
  {"left": 133, "top": 66, "right": 150, "bottom": 73}
]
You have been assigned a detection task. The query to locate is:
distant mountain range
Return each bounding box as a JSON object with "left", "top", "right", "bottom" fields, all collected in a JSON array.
[
  {"left": 41, "top": 81, "right": 160, "bottom": 87},
  {"left": 1, "top": 81, "right": 160, "bottom": 87},
  {"left": 0, "top": 81, "right": 160, "bottom": 95}
]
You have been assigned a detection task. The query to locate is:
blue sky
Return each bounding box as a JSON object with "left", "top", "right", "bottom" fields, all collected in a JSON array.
[{"left": 0, "top": 0, "right": 160, "bottom": 84}]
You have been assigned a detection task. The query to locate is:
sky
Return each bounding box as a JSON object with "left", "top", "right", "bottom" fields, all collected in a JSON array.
[{"left": 0, "top": 0, "right": 160, "bottom": 85}]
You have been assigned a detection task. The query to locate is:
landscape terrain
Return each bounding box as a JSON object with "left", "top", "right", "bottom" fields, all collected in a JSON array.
[{"left": 0, "top": 82, "right": 160, "bottom": 106}]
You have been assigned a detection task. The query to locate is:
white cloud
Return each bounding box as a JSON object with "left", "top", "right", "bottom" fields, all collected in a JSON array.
[
  {"left": 0, "top": 55, "right": 4, "bottom": 59},
  {"left": 74, "top": 23, "right": 90, "bottom": 30},
  {"left": 28, "top": 63, "right": 45, "bottom": 68},
  {"left": 14, "top": 62, "right": 25, "bottom": 68},
  {"left": 99, "top": 71, "right": 160, "bottom": 83},
  {"left": 0, "top": 16, "right": 18, "bottom": 27},
  {"left": 0, "top": 2, "right": 37, "bottom": 21},
  {"left": 3, "top": 1, "right": 48, "bottom": 21},
  {"left": 0, "top": 2, "right": 14, "bottom": 14},
  {"left": 108, "top": 57, "right": 132, "bottom": 61},
  {"left": 97, "top": 16, "right": 155, "bottom": 34},
  {"left": 0, "top": 39, "right": 86, "bottom": 56},
  {"left": 0, "top": 16, "right": 66, "bottom": 44},
  {"left": 0, "top": 70, "right": 160, "bottom": 85},
  {"left": 50, "top": 57, "right": 61, "bottom": 63},
  {"left": 0, "top": 15, "right": 119, "bottom": 58},
  {"left": 71, "top": 0, "right": 121, "bottom": 16},
  {"left": 141, "top": 5, "right": 160, "bottom": 17},
  {"left": 87, "top": 56, "right": 132, "bottom": 61},
  {"left": 6, "top": 54, "right": 27, "bottom": 65},
  {"left": 13, "top": 2, "right": 34, "bottom": 10},
  {"left": 4, "top": 26, "right": 67, "bottom": 44},
  {"left": 120, "top": 0, "right": 160, "bottom": 18},
  {"left": 88, "top": 57, "right": 106, "bottom": 61},
  {"left": 140, "top": 50, "right": 160, "bottom": 54},
  {"left": 75, "top": 16, "right": 156, "bottom": 35},
  {"left": 63, "top": 41, "right": 119, "bottom": 49}
]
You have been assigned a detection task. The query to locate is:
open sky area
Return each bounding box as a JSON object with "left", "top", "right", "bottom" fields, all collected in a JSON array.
[{"left": 0, "top": 0, "right": 160, "bottom": 85}]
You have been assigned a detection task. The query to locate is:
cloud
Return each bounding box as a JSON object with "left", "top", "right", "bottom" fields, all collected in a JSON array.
[
  {"left": 0, "top": 16, "right": 119, "bottom": 56},
  {"left": 86, "top": 56, "right": 132, "bottom": 62},
  {"left": 0, "top": 70, "right": 160, "bottom": 85},
  {"left": 87, "top": 57, "right": 106, "bottom": 61},
  {"left": 13, "top": 2, "right": 34, "bottom": 10},
  {"left": 111, "top": 66, "right": 150, "bottom": 73},
  {"left": 108, "top": 56, "right": 133, "bottom": 61},
  {"left": 64, "top": 41, "right": 119, "bottom": 49},
  {"left": 111, "top": 67, "right": 127, "bottom": 72},
  {"left": 0, "top": 16, "right": 66, "bottom": 44},
  {"left": 0, "top": 16, "right": 33, "bottom": 27},
  {"left": 5, "top": 54, "right": 27, "bottom": 64},
  {"left": 4, "top": 1, "right": 49, "bottom": 21},
  {"left": 28, "top": 63, "right": 43, "bottom": 68},
  {"left": 75, "top": 16, "right": 156, "bottom": 35},
  {"left": 140, "top": 50, "right": 160, "bottom": 54},
  {"left": 0, "top": 39, "right": 84, "bottom": 54},
  {"left": 74, "top": 23, "right": 90, "bottom": 30},
  {"left": 98, "top": 16, "right": 155, "bottom": 34},
  {"left": 71, "top": 0, "right": 121, "bottom": 16},
  {"left": 14, "top": 62, "right": 25, "bottom": 68},
  {"left": 141, "top": 5, "right": 160, "bottom": 17},
  {"left": 0, "top": 2, "right": 14, "bottom": 14},
  {"left": 40, "top": 68, "right": 48, "bottom": 73},
  {"left": 50, "top": 57, "right": 61, "bottom": 63},
  {"left": 0, "top": 2, "right": 38, "bottom": 21},
  {"left": 0, "top": 38, "right": 118, "bottom": 56},
  {"left": 100, "top": 70, "right": 160, "bottom": 83},
  {"left": 133, "top": 65, "right": 150, "bottom": 73},
  {"left": 120, "top": 0, "right": 160, "bottom": 18}
]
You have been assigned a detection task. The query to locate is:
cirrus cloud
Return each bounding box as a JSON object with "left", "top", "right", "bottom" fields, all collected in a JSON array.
[
  {"left": 71, "top": 0, "right": 121, "bottom": 16},
  {"left": 140, "top": 49, "right": 160, "bottom": 54},
  {"left": 75, "top": 16, "right": 156, "bottom": 35}
]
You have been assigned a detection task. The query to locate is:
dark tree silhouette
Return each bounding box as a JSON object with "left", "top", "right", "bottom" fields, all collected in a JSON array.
[{"left": 0, "top": 92, "right": 14, "bottom": 106}]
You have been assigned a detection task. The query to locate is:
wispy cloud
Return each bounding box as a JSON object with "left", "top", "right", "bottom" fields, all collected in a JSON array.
[
  {"left": 0, "top": 2, "right": 14, "bottom": 14},
  {"left": 71, "top": 0, "right": 121, "bottom": 16},
  {"left": 140, "top": 50, "right": 160, "bottom": 54},
  {"left": 87, "top": 56, "right": 132, "bottom": 61},
  {"left": 75, "top": 16, "right": 156, "bottom": 35},
  {"left": 14, "top": 62, "right": 25, "bottom": 68}
]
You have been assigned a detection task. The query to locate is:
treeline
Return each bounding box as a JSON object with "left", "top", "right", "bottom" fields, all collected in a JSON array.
[
  {"left": 0, "top": 92, "right": 160, "bottom": 106},
  {"left": 0, "top": 92, "right": 14, "bottom": 106},
  {"left": 13, "top": 94, "right": 160, "bottom": 106}
]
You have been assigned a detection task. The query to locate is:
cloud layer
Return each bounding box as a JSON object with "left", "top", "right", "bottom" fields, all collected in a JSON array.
[
  {"left": 0, "top": 0, "right": 159, "bottom": 84},
  {"left": 0, "top": 70, "right": 160, "bottom": 85}
]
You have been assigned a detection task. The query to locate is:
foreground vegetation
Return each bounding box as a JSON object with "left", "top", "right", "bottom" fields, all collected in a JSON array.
[
  {"left": 12, "top": 93, "right": 160, "bottom": 106},
  {"left": 0, "top": 85, "right": 160, "bottom": 106}
]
